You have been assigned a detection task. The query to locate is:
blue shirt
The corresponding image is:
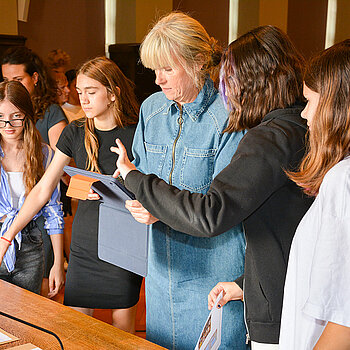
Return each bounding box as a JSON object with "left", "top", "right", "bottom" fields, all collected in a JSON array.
[
  {"left": 133, "top": 78, "right": 244, "bottom": 191},
  {"left": 0, "top": 143, "right": 64, "bottom": 272}
]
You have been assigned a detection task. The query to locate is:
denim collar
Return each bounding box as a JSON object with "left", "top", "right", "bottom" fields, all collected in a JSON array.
[{"left": 164, "top": 78, "right": 217, "bottom": 122}]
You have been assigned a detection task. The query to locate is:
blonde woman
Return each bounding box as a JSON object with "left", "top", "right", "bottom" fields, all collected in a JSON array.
[
  {"left": 0, "top": 81, "right": 64, "bottom": 295},
  {"left": 119, "top": 11, "right": 246, "bottom": 349},
  {"left": 0, "top": 57, "right": 142, "bottom": 333}
]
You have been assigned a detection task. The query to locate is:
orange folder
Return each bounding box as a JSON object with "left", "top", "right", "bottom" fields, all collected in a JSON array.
[{"left": 66, "top": 174, "right": 99, "bottom": 200}]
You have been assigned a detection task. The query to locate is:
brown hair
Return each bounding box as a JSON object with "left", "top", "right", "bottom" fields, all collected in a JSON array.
[
  {"left": 47, "top": 49, "right": 71, "bottom": 70},
  {"left": 140, "top": 11, "right": 222, "bottom": 88},
  {"left": 220, "top": 25, "right": 304, "bottom": 132},
  {"left": 77, "top": 57, "right": 139, "bottom": 172},
  {"left": 287, "top": 39, "right": 350, "bottom": 196},
  {"left": 0, "top": 81, "right": 44, "bottom": 195},
  {"left": 1, "top": 46, "right": 59, "bottom": 119}
]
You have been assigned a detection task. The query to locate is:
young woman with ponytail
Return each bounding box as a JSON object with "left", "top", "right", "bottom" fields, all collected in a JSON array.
[{"left": 0, "top": 57, "right": 142, "bottom": 333}]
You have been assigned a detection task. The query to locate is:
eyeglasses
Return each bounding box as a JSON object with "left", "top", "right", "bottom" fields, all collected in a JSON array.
[{"left": 0, "top": 119, "right": 25, "bottom": 128}]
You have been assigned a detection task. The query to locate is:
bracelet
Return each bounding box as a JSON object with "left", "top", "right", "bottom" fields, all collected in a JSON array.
[{"left": 1, "top": 236, "right": 12, "bottom": 245}]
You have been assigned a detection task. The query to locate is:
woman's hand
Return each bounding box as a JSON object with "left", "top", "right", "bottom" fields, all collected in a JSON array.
[
  {"left": 0, "top": 238, "right": 11, "bottom": 266},
  {"left": 125, "top": 200, "right": 159, "bottom": 225},
  {"left": 48, "top": 262, "right": 65, "bottom": 298},
  {"left": 208, "top": 282, "right": 243, "bottom": 310},
  {"left": 110, "top": 138, "right": 136, "bottom": 179},
  {"left": 87, "top": 188, "right": 100, "bottom": 200}
]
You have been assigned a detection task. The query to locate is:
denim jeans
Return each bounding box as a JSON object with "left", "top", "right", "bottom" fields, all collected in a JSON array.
[{"left": 0, "top": 220, "right": 44, "bottom": 293}]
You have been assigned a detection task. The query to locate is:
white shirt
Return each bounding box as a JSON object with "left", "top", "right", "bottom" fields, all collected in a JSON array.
[
  {"left": 7, "top": 171, "right": 25, "bottom": 209},
  {"left": 279, "top": 156, "right": 350, "bottom": 349},
  {"left": 62, "top": 103, "right": 85, "bottom": 123}
]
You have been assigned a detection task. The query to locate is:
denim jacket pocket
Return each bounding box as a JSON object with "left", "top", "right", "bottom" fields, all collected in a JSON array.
[
  {"left": 145, "top": 142, "right": 168, "bottom": 176},
  {"left": 180, "top": 147, "right": 217, "bottom": 192}
]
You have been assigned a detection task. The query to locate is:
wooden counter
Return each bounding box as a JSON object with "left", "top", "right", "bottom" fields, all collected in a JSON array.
[{"left": 0, "top": 280, "right": 165, "bottom": 350}]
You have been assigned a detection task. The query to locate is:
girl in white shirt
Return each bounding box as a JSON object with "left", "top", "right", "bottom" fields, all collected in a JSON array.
[{"left": 280, "top": 39, "right": 350, "bottom": 349}]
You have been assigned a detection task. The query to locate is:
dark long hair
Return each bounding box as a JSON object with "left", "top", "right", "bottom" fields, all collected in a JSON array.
[
  {"left": 0, "top": 81, "right": 44, "bottom": 194},
  {"left": 1, "top": 46, "right": 58, "bottom": 119},
  {"left": 220, "top": 25, "right": 304, "bottom": 132},
  {"left": 288, "top": 39, "right": 350, "bottom": 195}
]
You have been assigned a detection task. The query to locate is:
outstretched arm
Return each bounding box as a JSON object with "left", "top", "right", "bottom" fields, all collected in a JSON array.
[{"left": 0, "top": 150, "right": 70, "bottom": 265}]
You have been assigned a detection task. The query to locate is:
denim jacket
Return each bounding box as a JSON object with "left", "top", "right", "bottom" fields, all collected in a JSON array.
[
  {"left": 132, "top": 78, "right": 247, "bottom": 349},
  {"left": 0, "top": 143, "right": 64, "bottom": 272},
  {"left": 133, "top": 78, "right": 244, "bottom": 192}
]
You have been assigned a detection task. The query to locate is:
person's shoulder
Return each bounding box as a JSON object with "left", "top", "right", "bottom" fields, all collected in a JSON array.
[
  {"left": 253, "top": 106, "right": 307, "bottom": 142},
  {"left": 319, "top": 157, "right": 350, "bottom": 216},
  {"left": 60, "top": 119, "right": 84, "bottom": 137},
  {"left": 206, "top": 91, "right": 227, "bottom": 121},
  {"left": 140, "top": 91, "right": 169, "bottom": 113},
  {"left": 45, "top": 104, "right": 68, "bottom": 122},
  {"left": 322, "top": 157, "right": 350, "bottom": 189}
]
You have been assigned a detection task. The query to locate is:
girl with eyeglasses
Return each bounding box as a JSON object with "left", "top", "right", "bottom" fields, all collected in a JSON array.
[
  {"left": 1, "top": 47, "right": 68, "bottom": 297},
  {"left": 0, "top": 80, "right": 64, "bottom": 295}
]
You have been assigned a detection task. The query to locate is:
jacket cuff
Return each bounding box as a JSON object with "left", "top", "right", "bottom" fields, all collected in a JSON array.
[
  {"left": 234, "top": 275, "right": 244, "bottom": 289},
  {"left": 47, "top": 229, "right": 64, "bottom": 235}
]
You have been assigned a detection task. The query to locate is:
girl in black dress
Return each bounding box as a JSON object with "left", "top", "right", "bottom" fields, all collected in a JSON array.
[{"left": 0, "top": 57, "right": 142, "bottom": 333}]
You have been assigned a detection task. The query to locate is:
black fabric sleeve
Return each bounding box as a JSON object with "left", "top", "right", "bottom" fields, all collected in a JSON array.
[
  {"left": 56, "top": 122, "right": 75, "bottom": 158},
  {"left": 125, "top": 119, "right": 305, "bottom": 237},
  {"left": 46, "top": 104, "right": 68, "bottom": 129},
  {"left": 234, "top": 275, "right": 244, "bottom": 290}
]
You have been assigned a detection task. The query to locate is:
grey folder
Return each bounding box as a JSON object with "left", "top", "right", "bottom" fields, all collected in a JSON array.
[{"left": 64, "top": 165, "right": 149, "bottom": 277}]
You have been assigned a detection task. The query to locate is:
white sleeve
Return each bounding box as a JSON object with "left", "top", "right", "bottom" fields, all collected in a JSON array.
[{"left": 302, "top": 163, "right": 350, "bottom": 327}]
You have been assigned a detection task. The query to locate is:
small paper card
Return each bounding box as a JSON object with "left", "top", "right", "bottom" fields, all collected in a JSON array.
[
  {"left": 194, "top": 291, "right": 223, "bottom": 350},
  {"left": 8, "top": 344, "right": 42, "bottom": 350},
  {"left": 0, "top": 327, "right": 19, "bottom": 345}
]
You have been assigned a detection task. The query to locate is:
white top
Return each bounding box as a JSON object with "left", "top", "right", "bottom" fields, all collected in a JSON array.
[
  {"left": 279, "top": 156, "right": 350, "bottom": 349},
  {"left": 7, "top": 171, "right": 25, "bottom": 209},
  {"left": 62, "top": 103, "right": 85, "bottom": 123}
]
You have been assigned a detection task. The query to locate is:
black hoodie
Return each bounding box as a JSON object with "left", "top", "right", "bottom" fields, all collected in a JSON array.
[{"left": 125, "top": 105, "right": 314, "bottom": 344}]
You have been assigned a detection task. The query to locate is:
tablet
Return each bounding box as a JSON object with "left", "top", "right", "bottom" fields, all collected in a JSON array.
[{"left": 64, "top": 165, "right": 149, "bottom": 277}]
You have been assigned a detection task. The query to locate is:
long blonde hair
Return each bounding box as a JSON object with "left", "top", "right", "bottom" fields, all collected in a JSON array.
[
  {"left": 0, "top": 81, "right": 44, "bottom": 195},
  {"left": 140, "top": 11, "right": 222, "bottom": 88},
  {"left": 77, "top": 57, "right": 139, "bottom": 172},
  {"left": 288, "top": 39, "right": 350, "bottom": 195}
]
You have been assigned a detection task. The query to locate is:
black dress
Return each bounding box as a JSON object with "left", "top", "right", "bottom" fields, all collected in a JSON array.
[{"left": 56, "top": 120, "right": 142, "bottom": 308}]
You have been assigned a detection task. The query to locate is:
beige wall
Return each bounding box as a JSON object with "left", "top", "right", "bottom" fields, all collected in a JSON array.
[
  {"left": 0, "top": 0, "right": 18, "bottom": 35},
  {"left": 18, "top": 0, "right": 105, "bottom": 69},
  {"left": 334, "top": 0, "right": 350, "bottom": 44},
  {"left": 173, "top": 0, "right": 230, "bottom": 47},
  {"left": 259, "top": 0, "right": 288, "bottom": 31},
  {"left": 115, "top": 0, "right": 172, "bottom": 44},
  {"left": 136, "top": 0, "right": 172, "bottom": 42}
]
